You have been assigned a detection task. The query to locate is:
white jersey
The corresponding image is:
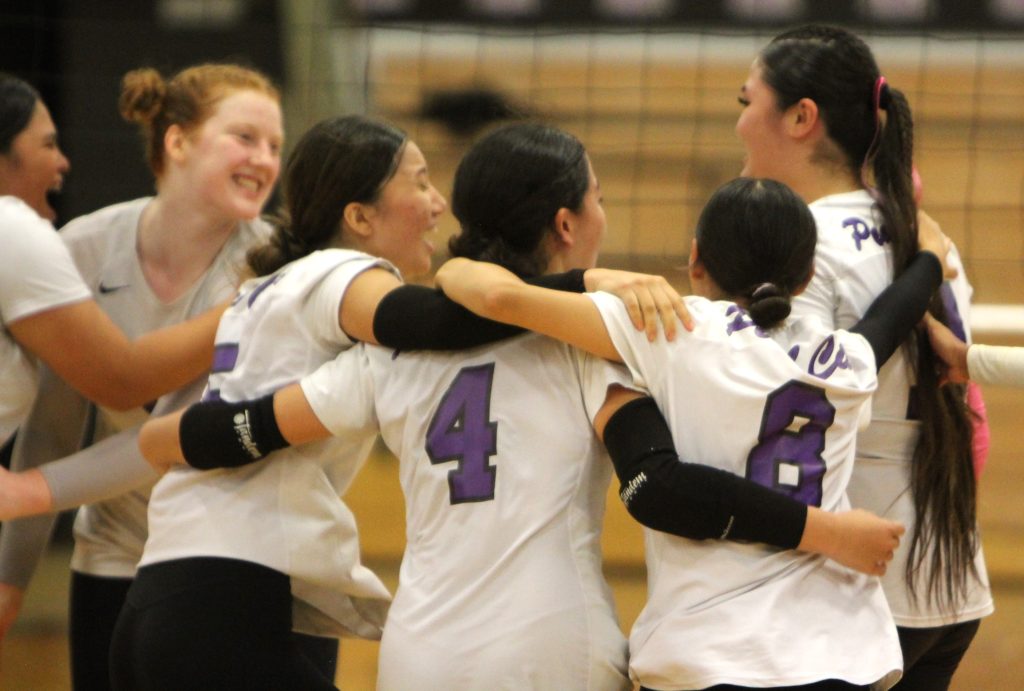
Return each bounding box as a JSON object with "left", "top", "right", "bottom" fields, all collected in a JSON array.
[
  {"left": 590, "top": 291, "right": 902, "bottom": 690},
  {"left": 795, "top": 190, "right": 993, "bottom": 627},
  {"left": 0, "top": 196, "right": 91, "bottom": 445},
  {"left": 140, "top": 249, "right": 397, "bottom": 640},
  {"left": 301, "top": 334, "right": 633, "bottom": 690}
]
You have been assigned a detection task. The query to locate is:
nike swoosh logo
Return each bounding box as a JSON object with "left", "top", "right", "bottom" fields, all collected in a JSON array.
[{"left": 98, "top": 282, "right": 129, "bottom": 294}]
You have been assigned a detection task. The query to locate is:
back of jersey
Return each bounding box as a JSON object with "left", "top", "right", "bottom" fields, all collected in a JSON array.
[
  {"left": 363, "top": 333, "right": 630, "bottom": 690},
  {"left": 590, "top": 291, "right": 901, "bottom": 691}
]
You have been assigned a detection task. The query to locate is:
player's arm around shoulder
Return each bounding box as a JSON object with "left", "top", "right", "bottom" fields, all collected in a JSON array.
[{"left": 436, "top": 257, "right": 622, "bottom": 361}]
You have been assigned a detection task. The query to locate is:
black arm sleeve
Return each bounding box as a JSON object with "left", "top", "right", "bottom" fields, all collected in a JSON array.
[
  {"left": 372, "top": 269, "right": 586, "bottom": 351},
  {"left": 178, "top": 394, "right": 289, "bottom": 470},
  {"left": 603, "top": 397, "right": 806, "bottom": 549},
  {"left": 849, "top": 251, "right": 942, "bottom": 371}
]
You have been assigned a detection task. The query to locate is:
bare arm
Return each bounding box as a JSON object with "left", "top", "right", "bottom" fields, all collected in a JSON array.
[
  {"left": 9, "top": 299, "right": 226, "bottom": 410},
  {"left": 435, "top": 258, "right": 622, "bottom": 362}
]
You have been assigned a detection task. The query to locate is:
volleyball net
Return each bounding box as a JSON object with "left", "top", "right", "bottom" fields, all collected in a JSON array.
[
  {"left": 7, "top": 4, "right": 1023, "bottom": 332},
  {"left": 284, "top": 15, "right": 1024, "bottom": 334}
]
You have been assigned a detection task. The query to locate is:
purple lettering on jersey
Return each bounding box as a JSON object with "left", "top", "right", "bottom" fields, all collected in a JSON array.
[
  {"left": 845, "top": 217, "right": 889, "bottom": 251},
  {"left": 211, "top": 343, "right": 239, "bottom": 373},
  {"left": 939, "top": 283, "right": 967, "bottom": 340},
  {"left": 745, "top": 381, "right": 835, "bottom": 506},
  {"left": 788, "top": 345, "right": 801, "bottom": 362},
  {"left": 724, "top": 304, "right": 767, "bottom": 338},
  {"left": 426, "top": 363, "right": 498, "bottom": 504},
  {"left": 808, "top": 335, "right": 851, "bottom": 380},
  {"left": 247, "top": 272, "right": 285, "bottom": 308}
]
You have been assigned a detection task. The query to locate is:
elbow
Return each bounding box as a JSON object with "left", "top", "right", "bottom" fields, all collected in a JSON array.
[
  {"left": 480, "top": 285, "right": 518, "bottom": 322},
  {"left": 88, "top": 390, "right": 141, "bottom": 412},
  {"left": 85, "top": 371, "right": 151, "bottom": 411}
]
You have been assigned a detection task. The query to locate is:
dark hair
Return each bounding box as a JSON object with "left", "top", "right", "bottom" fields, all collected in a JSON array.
[
  {"left": 761, "top": 25, "right": 977, "bottom": 610},
  {"left": 0, "top": 73, "right": 40, "bottom": 155},
  {"left": 247, "top": 115, "right": 407, "bottom": 276},
  {"left": 119, "top": 64, "right": 279, "bottom": 176},
  {"left": 448, "top": 122, "right": 589, "bottom": 278},
  {"left": 695, "top": 178, "right": 816, "bottom": 330}
]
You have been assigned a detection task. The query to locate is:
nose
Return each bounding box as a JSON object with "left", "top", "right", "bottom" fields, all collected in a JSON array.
[
  {"left": 57, "top": 149, "right": 70, "bottom": 173},
  {"left": 431, "top": 186, "right": 448, "bottom": 216},
  {"left": 251, "top": 140, "right": 279, "bottom": 168}
]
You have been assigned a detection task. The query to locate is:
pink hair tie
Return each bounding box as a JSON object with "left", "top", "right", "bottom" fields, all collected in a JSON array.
[
  {"left": 861, "top": 75, "right": 890, "bottom": 184},
  {"left": 873, "top": 75, "right": 890, "bottom": 112}
]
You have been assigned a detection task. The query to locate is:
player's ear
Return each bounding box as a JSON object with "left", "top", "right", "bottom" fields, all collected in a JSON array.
[
  {"left": 687, "top": 238, "right": 705, "bottom": 279},
  {"left": 165, "top": 124, "right": 188, "bottom": 165},
  {"left": 788, "top": 98, "right": 820, "bottom": 140},
  {"left": 552, "top": 207, "right": 575, "bottom": 249},
  {"left": 343, "top": 201, "right": 374, "bottom": 240}
]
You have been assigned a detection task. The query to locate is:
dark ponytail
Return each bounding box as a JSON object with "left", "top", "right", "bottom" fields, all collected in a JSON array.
[
  {"left": 247, "top": 115, "right": 406, "bottom": 276},
  {"left": 449, "top": 122, "right": 589, "bottom": 278},
  {"left": 761, "top": 25, "right": 978, "bottom": 609}
]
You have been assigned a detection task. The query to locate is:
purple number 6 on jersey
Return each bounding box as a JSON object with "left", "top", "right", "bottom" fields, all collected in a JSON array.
[
  {"left": 744, "top": 380, "right": 835, "bottom": 507},
  {"left": 426, "top": 364, "right": 498, "bottom": 504}
]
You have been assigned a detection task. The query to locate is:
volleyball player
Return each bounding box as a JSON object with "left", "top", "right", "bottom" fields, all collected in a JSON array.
[
  {"left": 734, "top": 25, "right": 991, "bottom": 688},
  {"left": 140, "top": 126, "right": 919, "bottom": 689},
  {"left": 433, "top": 176, "right": 953, "bottom": 689}
]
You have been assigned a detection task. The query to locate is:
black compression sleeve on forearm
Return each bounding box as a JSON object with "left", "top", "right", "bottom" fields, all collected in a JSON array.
[
  {"left": 372, "top": 269, "right": 587, "bottom": 350},
  {"left": 850, "top": 251, "right": 942, "bottom": 370},
  {"left": 603, "top": 397, "right": 806, "bottom": 548},
  {"left": 178, "top": 394, "right": 288, "bottom": 470}
]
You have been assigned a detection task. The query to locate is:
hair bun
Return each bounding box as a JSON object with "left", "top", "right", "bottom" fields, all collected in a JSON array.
[
  {"left": 750, "top": 282, "right": 782, "bottom": 301},
  {"left": 119, "top": 68, "right": 166, "bottom": 125}
]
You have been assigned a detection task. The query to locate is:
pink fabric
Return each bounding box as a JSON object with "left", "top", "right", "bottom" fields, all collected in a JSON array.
[{"left": 967, "top": 381, "right": 990, "bottom": 477}]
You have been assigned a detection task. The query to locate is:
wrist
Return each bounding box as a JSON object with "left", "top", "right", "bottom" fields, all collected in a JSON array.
[
  {"left": 796, "top": 506, "right": 833, "bottom": 557},
  {"left": 0, "top": 469, "right": 54, "bottom": 520}
]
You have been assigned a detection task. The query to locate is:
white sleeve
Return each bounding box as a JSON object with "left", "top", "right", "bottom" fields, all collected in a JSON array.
[
  {"left": 304, "top": 257, "right": 399, "bottom": 348},
  {"left": 577, "top": 352, "right": 643, "bottom": 425},
  {"left": 299, "top": 345, "right": 378, "bottom": 437},
  {"left": 967, "top": 344, "right": 1024, "bottom": 388},
  {"left": 586, "top": 291, "right": 665, "bottom": 390},
  {"left": 0, "top": 211, "right": 91, "bottom": 324}
]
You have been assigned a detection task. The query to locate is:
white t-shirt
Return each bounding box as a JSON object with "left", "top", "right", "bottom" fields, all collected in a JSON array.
[
  {"left": 590, "top": 291, "right": 902, "bottom": 691},
  {"left": 796, "top": 190, "right": 993, "bottom": 627},
  {"left": 302, "top": 334, "right": 633, "bottom": 691},
  {"left": 0, "top": 196, "right": 91, "bottom": 446},
  {"left": 140, "top": 249, "right": 397, "bottom": 640}
]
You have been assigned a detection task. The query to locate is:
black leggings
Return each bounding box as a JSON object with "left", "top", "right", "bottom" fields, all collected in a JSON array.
[
  {"left": 642, "top": 681, "right": 868, "bottom": 690},
  {"left": 893, "top": 620, "right": 981, "bottom": 691},
  {"left": 69, "top": 571, "right": 132, "bottom": 691},
  {"left": 109, "top": 558, "right": 339, "bottom": 691}
]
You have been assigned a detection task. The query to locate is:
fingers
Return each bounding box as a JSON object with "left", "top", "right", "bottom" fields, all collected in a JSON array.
[{"left": 621, "top": 291, "right": 645, "bottom": 334}]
